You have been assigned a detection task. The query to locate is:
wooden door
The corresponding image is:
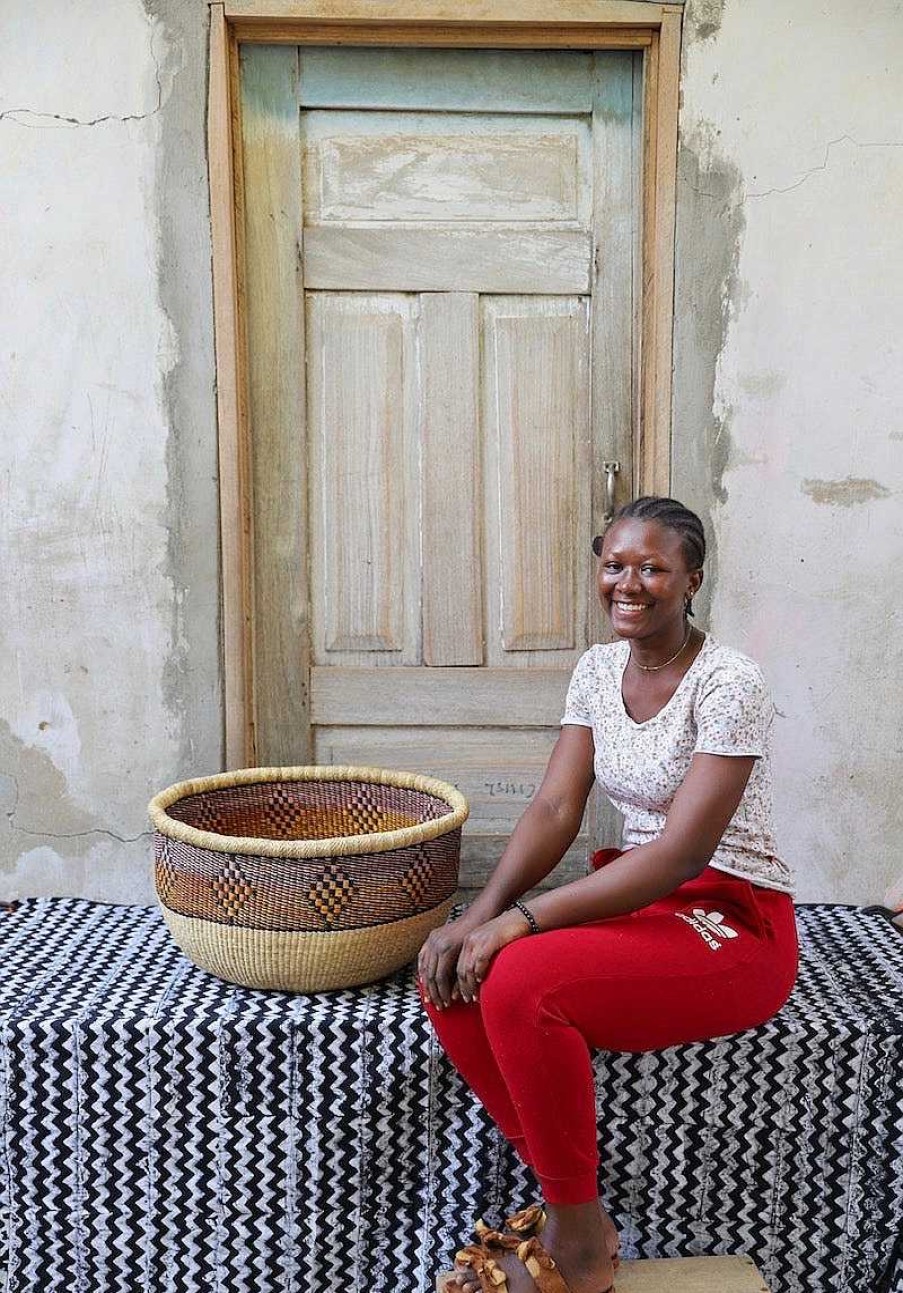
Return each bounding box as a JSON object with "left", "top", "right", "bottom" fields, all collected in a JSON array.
[{"left": 239, "top": 46, "right": 639, "bottom": 884}]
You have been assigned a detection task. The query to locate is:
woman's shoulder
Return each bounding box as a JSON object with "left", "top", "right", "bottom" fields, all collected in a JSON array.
[
  {"left": 694, "top": 636, "right": 772, "bottom": 702},
  {"left": 698, "top": 636, "right": 766, "bottom": 677},
  {"left": 573, "top": 640, "right": 629, "bottom": 676},
  {"left": 565, "top": 641, "right": 628, "bottom": 700}
]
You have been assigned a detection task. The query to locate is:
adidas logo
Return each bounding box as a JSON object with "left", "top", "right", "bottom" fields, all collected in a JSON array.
[{"left": 676, "top": 908, "right": 740, "bottom": 950}]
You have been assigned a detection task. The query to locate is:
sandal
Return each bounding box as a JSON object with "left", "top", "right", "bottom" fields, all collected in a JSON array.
[
  {"left": 440, "top": 1241, "right": 508, "bottom": 1292},
  {"left": 439, "top": 1205, "right": 615, "bottom": 1293},
  {"left": 503, "top": 1204, "right": 619, "bottom": 1274}
]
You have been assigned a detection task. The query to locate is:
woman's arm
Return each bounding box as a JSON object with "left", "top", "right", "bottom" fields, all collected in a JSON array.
[
  {"left": 465, "top": 724, "right": 597, "bottom": 923},
  {"left": 527, "top": 751, "right": 756, "bottom": 928},
  {"left": 453, "top": 751, "right": 756, "bottom": 1001},
  {"left": 417, "top": 724, "right": 595, "bottom": 1008}
]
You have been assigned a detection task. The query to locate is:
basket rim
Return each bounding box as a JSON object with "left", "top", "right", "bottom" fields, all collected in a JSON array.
[{"left": 148, "top": 764, "right": 469, "bottom": 859}]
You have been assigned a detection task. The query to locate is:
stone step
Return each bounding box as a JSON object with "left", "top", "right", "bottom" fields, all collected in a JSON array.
[{"left": 439, "top": 1254, "right": 770, "bottom": 1292}]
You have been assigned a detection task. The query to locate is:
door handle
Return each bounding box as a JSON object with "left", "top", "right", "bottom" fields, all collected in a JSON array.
[{"left": 602, "top": 461, "right": 621, "bottom": 526}]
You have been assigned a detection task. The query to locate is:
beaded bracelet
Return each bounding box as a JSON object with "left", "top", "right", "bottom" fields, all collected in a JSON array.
[{"left": 510, "top": 898, "right": 540, "bottom": 935}]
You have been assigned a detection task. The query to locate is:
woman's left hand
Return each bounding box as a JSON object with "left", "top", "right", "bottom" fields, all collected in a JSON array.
[{"left": 455, "top": 909, "right": 530, "bottom": 1003}]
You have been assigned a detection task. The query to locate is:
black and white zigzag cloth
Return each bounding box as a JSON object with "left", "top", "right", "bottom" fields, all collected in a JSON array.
[{"left": 1, "top": 900, "right": 901, "bottom": 1293}]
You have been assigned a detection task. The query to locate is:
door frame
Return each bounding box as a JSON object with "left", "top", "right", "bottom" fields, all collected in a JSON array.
[{"left": 208, "top": 0, "right": 684, "bottom": 768}]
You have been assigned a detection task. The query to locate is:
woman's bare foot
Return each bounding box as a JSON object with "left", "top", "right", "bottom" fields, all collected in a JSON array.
[{"left": 448, "top": 1200, "right": 616, "bottom": 1293}]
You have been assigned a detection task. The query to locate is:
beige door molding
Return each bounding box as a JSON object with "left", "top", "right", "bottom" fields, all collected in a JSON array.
[{"left": 208, "top": 1, "right": 683, "bottom": 768}]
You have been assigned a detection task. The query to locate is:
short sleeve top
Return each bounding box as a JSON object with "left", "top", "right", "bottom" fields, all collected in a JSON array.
[{"left": 561, "top": 634, "right": 794, "bottom": 893}]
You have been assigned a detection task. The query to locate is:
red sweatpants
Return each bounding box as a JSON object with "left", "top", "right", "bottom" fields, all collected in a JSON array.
[{"left": 423, "top": 857, "right": 798, "bottom": 1205}]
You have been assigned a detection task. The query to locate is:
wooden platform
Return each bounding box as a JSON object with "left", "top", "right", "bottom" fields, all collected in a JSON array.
[
  {"left": 439, "top": 1255, "right": 770, "bottom": 1292},
  {"left": 616, "top": 1255, "right": 770, "bottom": 1290}
]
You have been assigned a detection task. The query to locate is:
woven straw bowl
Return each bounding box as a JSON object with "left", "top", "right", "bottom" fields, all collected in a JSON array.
[{"left": 149, "top": 766, "right": 468, "bottom": 992}]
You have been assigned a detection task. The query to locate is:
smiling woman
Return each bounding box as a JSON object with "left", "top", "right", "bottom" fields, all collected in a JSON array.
[
  {"left": 418, "top": 496, "right": 797, "bottom": 1293},
  {"left": 595, "top": 495, "right": 705, "bottom": 724}
]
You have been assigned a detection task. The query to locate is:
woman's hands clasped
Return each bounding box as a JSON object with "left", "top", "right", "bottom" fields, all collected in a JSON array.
[{"left": 418, "top": 909, "right": 527, "bottom": 1009}]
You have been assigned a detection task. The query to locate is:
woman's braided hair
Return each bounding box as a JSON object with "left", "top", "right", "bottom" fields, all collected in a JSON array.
[{"left": 609, "top": 496, "right": 706, "bottom": 616}]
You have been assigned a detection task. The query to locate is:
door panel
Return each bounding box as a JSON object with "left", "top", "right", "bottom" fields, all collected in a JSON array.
[
  {"left": 420, "top": 293, "right": 482, "bottom": 667},
  {"left": 240, "top": 44, "right": 638, "bottom": 882},
  {"left": 295, "top": 48, "right": 597, "bottom": 114},
  {"left": 303, "top": 227, "right": 593, "bottom": 292},
  {"left": 308, "top": 294, "right": 420, "bottom": 663},
  {"left": 483, "top": 297, "right": 590, "bottom": 660},
  {"left": 239, "top": 44, "right": 310, "bottom": 764},
  {"left": 310, "top": 667, "right": 572, "bottom": 728},
  {"left": 303, "top": 111, "right": 591, "bottom": 223}
]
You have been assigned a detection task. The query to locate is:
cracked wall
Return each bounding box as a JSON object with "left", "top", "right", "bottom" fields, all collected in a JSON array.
[
  {"left": 674, "top": 0, "right": 903, "bottom": 901},
  {"left": 1, "top": 0, "right": 220, "bottom": 903}
]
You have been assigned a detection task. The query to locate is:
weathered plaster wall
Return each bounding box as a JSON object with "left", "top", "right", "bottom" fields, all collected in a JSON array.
[
  {"left": 674, "top": 0, "right": 903, "bottom": 901},
  {"left": 1, "top": 1, "right": 221, "bottom": 904},
  {"left": 3, "top": 1, "right": 900, "bottom": 907}
]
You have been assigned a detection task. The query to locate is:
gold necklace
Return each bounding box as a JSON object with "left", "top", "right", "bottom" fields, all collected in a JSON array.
[{"left": 630, "top": 624, "right": 692, "bottom": 673}]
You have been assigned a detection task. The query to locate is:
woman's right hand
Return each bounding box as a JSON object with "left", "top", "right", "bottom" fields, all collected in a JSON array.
[
  {"left": 417, "top": 914, "right": 478, "bottom": 1010},
  {"left": 417, "top": 730, "right": 595, "bottom": 1009}
]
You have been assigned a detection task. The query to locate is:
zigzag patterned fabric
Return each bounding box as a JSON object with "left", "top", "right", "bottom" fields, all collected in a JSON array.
[{"left": 1, "top": 899, "right": 901, "bottom": 1293}]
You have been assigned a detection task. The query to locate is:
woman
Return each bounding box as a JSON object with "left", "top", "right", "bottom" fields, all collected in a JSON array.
[{"left": 418, "top": 497, "right": 797, "bottom": 1293}]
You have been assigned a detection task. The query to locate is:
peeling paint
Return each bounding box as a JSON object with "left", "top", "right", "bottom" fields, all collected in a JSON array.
[
  {"left": 4, "top": 0, "right": 900, "bottom": 915},
  {"left": 671, "top": 128, "right": 746, "bottom": 621},
  {"left": 11, "top": 690, "right": 82, "bottom": 784},
  {"left": 0, "top": 719, "right": 154, "bottom": 902},
  {"left": 0, "top": 720, "right": 149, "bottom": 851},
  {"left": 738, "top": 369, "right": 786, "bottom": 400},
  {"left": 1, "top": 727, "right": 94, "bottom": 853},
  {"left": 686, "top": 0, "right": 727, "bottom": 44},
  {"left": 801, "top": 476, "right": 892, "bottom": 507},
  {"left": 141, "top": 0, "right": 224, "bottom": 773},
  {"left": 673, "top": 130, "right": 747, "bottom": 504},
  {"left": 2, "top": 1, "right": 230, "bottom": 906},
  {"left": 2, "top": 730, "right": 108, "bottom": 855}
]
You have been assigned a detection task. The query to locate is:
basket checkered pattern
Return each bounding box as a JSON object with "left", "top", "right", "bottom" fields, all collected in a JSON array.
[
  {"left": 148, "top": 766, "right": 467, "bottom": 990},
  {"left": 155, "top": 830, "right": 461, "bottom": 932}
]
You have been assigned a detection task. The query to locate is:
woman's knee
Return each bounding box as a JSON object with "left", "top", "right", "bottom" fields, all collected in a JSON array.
[{"left": 480, "top": 938, "right": 547, "bottom": 1025}]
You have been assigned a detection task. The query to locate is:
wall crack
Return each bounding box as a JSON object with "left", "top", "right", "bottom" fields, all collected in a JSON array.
[
  {"left": 747, "top": 134, "right": 903, "bottom": 199},
  {"left": 3, "top": 773, "right": 151, "bottom": 846},
  {"left": 8, "top": 824, "right": 153, "bottom": 846},
  {"left": 682, "top": 135, "right": 903, "bottom": 202},
  {"left": 0, "top": 105, "right": 160, "bottom": 130},
  {"left": 1, "top": 27, "right": 165, "bottom": 130}
]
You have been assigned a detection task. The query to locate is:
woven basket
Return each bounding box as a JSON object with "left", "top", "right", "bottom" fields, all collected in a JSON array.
[{"left": 148, "top": 766, "right": 468, "bottom": 992}]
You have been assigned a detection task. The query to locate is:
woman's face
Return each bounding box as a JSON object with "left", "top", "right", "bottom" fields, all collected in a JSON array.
[{"left": 597, "top": 518, "right": 703, "bottom": 642}]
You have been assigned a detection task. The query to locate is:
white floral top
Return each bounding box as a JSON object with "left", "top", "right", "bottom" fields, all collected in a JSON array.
[{"left": 562, "top": 635, "right": 794, "bottom": 893}]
